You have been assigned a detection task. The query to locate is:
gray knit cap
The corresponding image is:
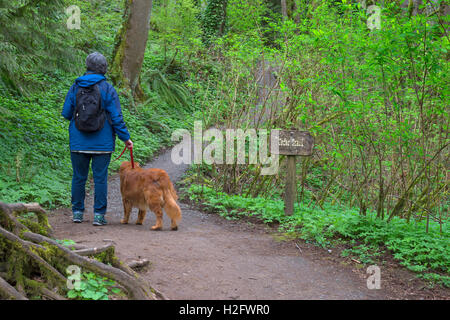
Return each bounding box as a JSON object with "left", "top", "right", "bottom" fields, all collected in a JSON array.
[{"left": 86, "top": 52, "right": 108, "bottom": 74}]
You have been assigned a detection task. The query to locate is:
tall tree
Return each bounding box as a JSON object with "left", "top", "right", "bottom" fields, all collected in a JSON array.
[
  {"left": 281, "top": 0, "right": 287, "bottom": 20},
  {"left": 110, "top": 0, "right": 153, "bottom": 98}
]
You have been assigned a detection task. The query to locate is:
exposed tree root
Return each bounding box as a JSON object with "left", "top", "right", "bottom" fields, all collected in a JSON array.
[
  {"left": 0, "top": 276, "right": 27, "bottom": 300},
  {"left": 128, "top": 259, "right": 150, "bottom": 270},
  {"left": 22, "top": 232, "right": 155, "bottom": 300},
  {"left": 0, "top": 227, "right": 66, "bottom": 285},
  {"left": 65, "top": 243, "right": 88, "bottom": 250},
  {"left": 0, "top": 202, "right": 158, "bottom": 300},
  {"left": 40, "top": 287, "right": 67, "bottom": 300},
  {"left": 0, "top": 202, "right": 28, "bottom": 234},
  {"left": 73, "top": 243, "right": 114, "bottom": 256}
]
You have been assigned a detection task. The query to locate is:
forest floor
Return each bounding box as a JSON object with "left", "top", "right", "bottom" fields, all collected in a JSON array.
[{"left": 48, "top": 147, "right": 449, "bottom": 300}]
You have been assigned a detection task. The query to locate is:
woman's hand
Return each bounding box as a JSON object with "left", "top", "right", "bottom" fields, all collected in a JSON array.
[{"left": 125, "top": 139, "right": 133, "bottom": 150}]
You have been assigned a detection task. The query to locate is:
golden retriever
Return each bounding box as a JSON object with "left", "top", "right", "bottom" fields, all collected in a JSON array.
[{"left": 119, "top": 161, "right": 181, "bottom": 230}]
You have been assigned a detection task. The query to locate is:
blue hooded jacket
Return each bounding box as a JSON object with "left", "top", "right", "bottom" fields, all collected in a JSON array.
[{"left": 62, "top": 73, "right": 130, "bottom": 152}]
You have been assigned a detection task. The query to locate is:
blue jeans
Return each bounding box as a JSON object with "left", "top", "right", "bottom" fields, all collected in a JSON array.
[{"left": 70, "top": 152, "right": 111, "bottom": 215}]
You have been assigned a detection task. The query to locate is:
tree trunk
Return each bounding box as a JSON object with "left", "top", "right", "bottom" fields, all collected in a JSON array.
[
  {"left": 111, "top": 0, "right": 153, "bottom": 98},
  {"left": 292, "top": 0, "right": 300, "bottom": 24},
  {"left": 281, "top": 0, "right": 287, "bottom": 20}
]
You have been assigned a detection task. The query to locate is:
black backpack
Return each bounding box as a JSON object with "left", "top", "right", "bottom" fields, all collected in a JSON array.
[{"left": 73, "top": 84, "right": 106, "bottom": 133}]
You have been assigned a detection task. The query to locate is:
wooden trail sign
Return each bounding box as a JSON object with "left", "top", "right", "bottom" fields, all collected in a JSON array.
[
  {"left": 276, "top": 130, "right": 314, "bottom": 156},
  {"left": 273, "top": 130, "right": 314, "bottom": 215}
]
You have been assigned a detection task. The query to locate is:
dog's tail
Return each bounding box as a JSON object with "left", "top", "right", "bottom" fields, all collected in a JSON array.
[
  {"left": 168, "top": 179, "right": 178, "bottom": 201},
  {"left": 163, "top": 180, "right": 182, "bottom": 224}
]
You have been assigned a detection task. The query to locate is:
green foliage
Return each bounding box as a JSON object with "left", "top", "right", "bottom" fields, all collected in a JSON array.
[
  {"left": 0, "top": 0, "right": 78, "bottom": 94},
  {"left": 193, "top": 0, "right": 449, "bottom": 227},
  {"left": 66, "top": 272, "right": 123, "bottom": 300},
  {"left": 142, "top": 69, "right": 191, "bottom": 108},
  {"left": 341, "top": 244, "right": 384, "bottom": 265},
  {"left": 201, "top": 0, "right": 228, "bottom": 44},
  {"left": 152, "top": 0, "right": 203, "bottom": 58},
  {"left": 0, "top": 75, "right": 73, "bottom": 207},
  {"left": 417, "top": 273, "right": 450, "bottom": 289},
  {"left": 273, "top": 1, "right": 449, "bottom": 222},
  {"left": 54, "top": 239, "right": 76, "bottom": 247},
  {"left": 0, "top": 0, "right": 122, "bottom": 94},
  {"left": 147, "top": 0, "right": 205, "bottom": 109},
  {"left": 67, "top": 0, "right": 124, "bottom": 57}
]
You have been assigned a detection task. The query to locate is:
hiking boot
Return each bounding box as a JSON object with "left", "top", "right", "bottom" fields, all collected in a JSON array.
[
  {"left": 72, "top": 211, "right": 84, "bottom": 223},
  {"left": 93, "top": 214, "right": 107, "bottom": 226}
]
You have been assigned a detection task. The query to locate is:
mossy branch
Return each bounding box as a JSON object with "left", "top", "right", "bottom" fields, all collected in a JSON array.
[
  {"left": 21, "top": 232, "right": 156, "bottom": 300},
  {"left": 0, "top": 201, "right": 158, "bottom": 300},
  {"left": 0, "top": 276, "right": 28, "bottom": 300},
  {"left": 73, "top": 243, "right": 115, "bottom": 256}
]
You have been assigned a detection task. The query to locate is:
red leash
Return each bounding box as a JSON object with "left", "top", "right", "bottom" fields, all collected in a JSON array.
[
  {"left": 113, "top": 145, "right": 135, "bottom": 169},
  {"left": 130, "top": 146, "right": 134, "bottom": 169}
]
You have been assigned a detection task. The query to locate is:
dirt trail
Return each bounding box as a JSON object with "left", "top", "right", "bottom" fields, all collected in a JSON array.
[{"left": 49, "top": 148, "right": 397, "bottom": 300}]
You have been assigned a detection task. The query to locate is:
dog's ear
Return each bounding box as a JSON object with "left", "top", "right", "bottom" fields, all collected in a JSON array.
[{"left": 120, "top": 161, "right": 131, "bottom": 171}]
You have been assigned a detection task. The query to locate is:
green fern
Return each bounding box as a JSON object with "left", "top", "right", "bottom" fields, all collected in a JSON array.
[{"left": 142, "top": 69, "right": 191, "bottom": 108}]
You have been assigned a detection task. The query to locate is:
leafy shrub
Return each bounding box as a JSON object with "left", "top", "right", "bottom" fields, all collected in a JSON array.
[{"left": 66, "top": 272, "right": 123, "bottom": 300}]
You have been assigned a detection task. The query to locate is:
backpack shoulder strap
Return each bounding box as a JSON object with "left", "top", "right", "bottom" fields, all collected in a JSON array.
[
  {"left": 92, "top": 83, "right": 103, "bottom": 110},
  {"left": 72, "top": 83, "right": 80, "bottom": 120},
  {"left": 94, "top": 81, "right": 112, "bottom": 125}
]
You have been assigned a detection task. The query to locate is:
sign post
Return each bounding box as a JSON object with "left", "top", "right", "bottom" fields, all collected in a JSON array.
[{"left": 273, "top": 130, "right": 314, "bottom": 215}]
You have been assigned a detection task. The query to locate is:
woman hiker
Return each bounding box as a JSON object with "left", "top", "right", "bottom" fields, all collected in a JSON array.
[{"left": 62, "top": 52, "right": 133, "bottom": 226}]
